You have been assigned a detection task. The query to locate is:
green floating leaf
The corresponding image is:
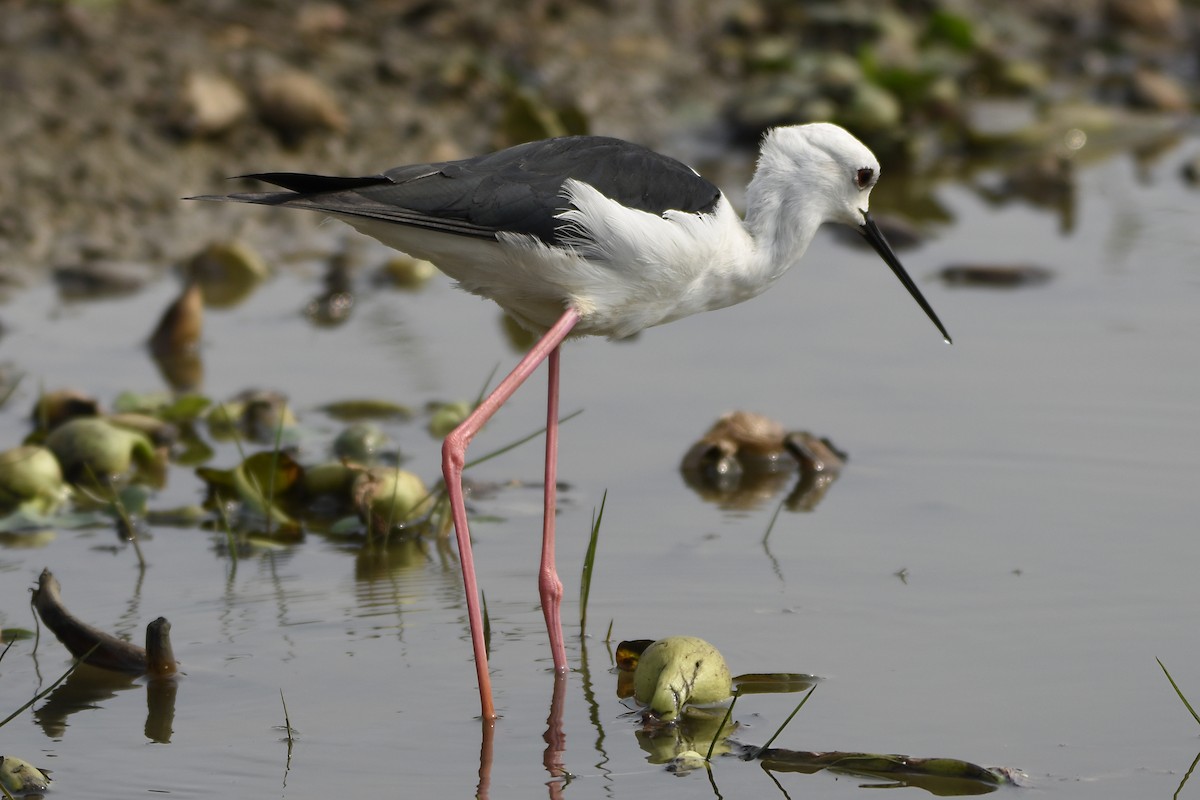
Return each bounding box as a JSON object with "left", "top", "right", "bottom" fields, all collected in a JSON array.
[
  {"left": 196, "top": 450, "right": 304, "bottom": 531},
  {"left": 732, "top": 673, "right": 821, "bottom": 695},
  {"left": 113, "top": 390, "right": 171, "bottom": 415},
  {"left": 206, "top": 401, "right": 245, "bottom": 440},
  {"left": 756, "top": 748, "right": 1016, "bottom": 793},
  {"left": 319, "top": 399, "right": 415, "bottom": 422},
  {"left": 243, "top": 536, "right": 293, "bottom": 551},
  {"left": 162, "top": 394, "right": 213, "bottom": 423},
  {"left": 144, "top": 505, "right": 209, "bottom": 527},
  {"left": 327, "top": 515, "right": 364, "bottom": 536},
  {"left": 427, "top": 401, "right": 473, "bottom": 439},
  {"left": 112, "top": 391, "right": 211, "bottom": 423},
  {"left": 0, "top": 505, "right": 109, "bottom": 534},
  {"left": 1, "top": 628, "right": 36, "bottom": 643},
  {"left": 173, "top": 423, "right": 215, "bottom": 466},
  {"left": 239, "top": 451, "right": 303, "bottom": 498}
]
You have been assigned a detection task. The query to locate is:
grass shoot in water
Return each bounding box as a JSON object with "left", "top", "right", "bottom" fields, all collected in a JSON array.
[
  {"left": 759, "top": 685, "right": 817, "bottom": 752},
  {"left": 1157, "top": 657, "right": 1200, "bottom": 727},
  {"left": 579, "top": 490, "right": 606, "bottom": 637}
]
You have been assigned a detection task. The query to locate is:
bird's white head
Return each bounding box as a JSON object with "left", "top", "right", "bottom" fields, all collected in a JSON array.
[
  {"left": 746, "top": 122, "right": 952, "bottom": 343},
  {"left": 754, "top": 122, "right": 881, "bottom": 229}
]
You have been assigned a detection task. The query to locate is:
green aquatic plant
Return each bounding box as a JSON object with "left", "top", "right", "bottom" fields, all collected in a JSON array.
[
  {"left": 318, "top": 398, "right": 415, "bottom": 421},
  {"left": 463, "top": 409, "right": 583, "bottom": 472},
  {"left": 753, "top": 747, "right": 1015, "bottom": 792},
  {"left": 706, "top": 690, "right": 740, "bottom": 761},
  {"left": 265, "top": 404, "right": 289, "bottom": 537},
  {"left": 112, "top": 390, "right": 211, "bottom": 423},
  {"left": 758, "top": 685, "right": 817, "bottom": 752},
  {"left": 196, "top": 450, "right": 302, "bottom": 534},
  {"left": 216, "top": 494, "right": 239, "bottom": 566},
  {"left": 0, "top": 755, "right": 49, "bottom": 797},
  {"left": 419, "top": 407, "right": 584, "bottom": 539},
  {"left": 427, "top": 401, "right": 474, "bottom": 440},
  {"left": 0, "top": 445, "right": 68, "bottom": 515},
  {"left": 333, "top": 422, "right": 387, "bottom": 463},
  {"left": 102, "top": 479, "right": 146, "bottom": 569},
  {"left": 1157, "top": 657, "right": 1200, "bottom": 727},
  {"left": 633, "top": 636, "right": 733, "bottom": 720},
  {"left": 44, "top": 417, "right": 158, "bottom": 486},
  {"left": 355, "top": 467, "right": 432, "bottom": 532},
  {"left": 280, "top": 689, "right": 296, "bottom": 745},
  {"left": 578, "top": 490, "right": 606, "bottom": 637},
  {"left": 482, "top": 591, "right": 491, "bottom": 657}
]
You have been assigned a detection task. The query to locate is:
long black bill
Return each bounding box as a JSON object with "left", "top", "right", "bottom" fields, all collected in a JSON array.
[{"left": 860, "top": 210, "right": 952, "bottom": 344}]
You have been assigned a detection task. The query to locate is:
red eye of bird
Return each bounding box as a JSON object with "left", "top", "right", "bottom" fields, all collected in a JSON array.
[{"left": 856, "top": 167, "right": 874, "bottom": 189}]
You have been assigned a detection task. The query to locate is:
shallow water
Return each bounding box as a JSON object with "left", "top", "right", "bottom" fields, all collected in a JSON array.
[{"left": 1, "top": 135, "right": 1199, "bottom": 799}]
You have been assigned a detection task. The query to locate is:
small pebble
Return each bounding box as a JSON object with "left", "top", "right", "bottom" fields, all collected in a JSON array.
[
  {"left": 1129, "top": 66, "right": 1190, "bottom": 112},
  {"left": 171, "top": 71, "right": 248, "bottom": 138},
  {"left": 255, "top": 69, "right": 347, "bottom": 142}
]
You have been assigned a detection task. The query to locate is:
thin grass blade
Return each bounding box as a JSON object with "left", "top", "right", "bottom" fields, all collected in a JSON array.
[
  {"left": 759, "top": 685, "right": 817, "bottom": 751},
  {"left": 579, "top": 490, "right": 607, "bottom": 636},
  {"left": 706, "top": 691, "right": 739, "bottom": 761},
  {"left": 264, "top": 404, "right": 290, "bottom": 538},
  {"left": 464, "top": 409, "right": 582, "bottom": 470},
  {"left": 280, "top": 688, "right": 296, "bottom": 743},
  {"left": 760, "top": 495, "right": 786, "bottom": 544},
  {"left": 473, "top": 363, "right": 501, "bottom": 407},
  {"left": 1158, "top": 657, "right": 1200, "bottom": 726},
  {"left": 482, "top": 591, "right": 491, "bottom": 657}
]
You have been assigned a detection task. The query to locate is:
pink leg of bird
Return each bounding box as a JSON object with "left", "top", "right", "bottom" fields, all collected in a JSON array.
[
  {"left": 540, "top": 344, "right": 567, "bottom": 671},
  {"left": 442, "top": 308, "right": 580, "bottom": 720}
]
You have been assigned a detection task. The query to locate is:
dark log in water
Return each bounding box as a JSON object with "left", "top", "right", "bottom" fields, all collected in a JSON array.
[{"left": 32, "top": 568, "right": 177, "bottom": 676}]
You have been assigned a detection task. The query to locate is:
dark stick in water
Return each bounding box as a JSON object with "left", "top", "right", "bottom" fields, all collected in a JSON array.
[{"left": 32, "top": 568, "right": 177, "bottom": 675}]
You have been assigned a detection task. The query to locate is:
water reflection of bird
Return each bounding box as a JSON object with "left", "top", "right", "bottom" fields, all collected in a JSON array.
[{"left": 194, "top": 123, "right": 951, "bottom": 720}]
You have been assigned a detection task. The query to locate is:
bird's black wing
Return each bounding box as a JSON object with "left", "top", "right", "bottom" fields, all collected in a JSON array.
[{"left": 197, "top": 136, "right": 722, "bottom": 246}]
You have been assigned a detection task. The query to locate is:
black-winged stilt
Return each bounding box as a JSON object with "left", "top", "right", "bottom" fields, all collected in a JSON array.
[{"left": 194, "top": 123, "right": 951, "bottom": 720}]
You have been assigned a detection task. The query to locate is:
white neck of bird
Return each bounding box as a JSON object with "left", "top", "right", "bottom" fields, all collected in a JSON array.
[{"left": 742, "top": 165, "right": 829, "bottom": 285}]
